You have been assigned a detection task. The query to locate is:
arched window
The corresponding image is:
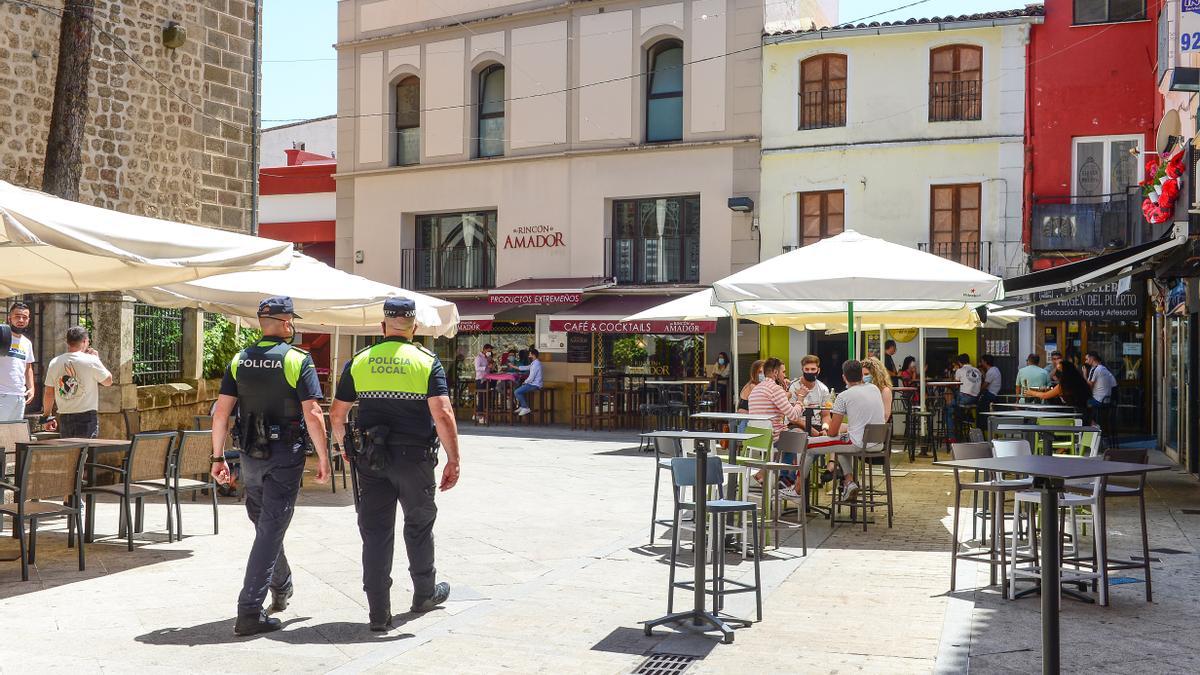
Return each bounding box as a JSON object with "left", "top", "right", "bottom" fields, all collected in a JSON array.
[
  {"left": 477, "top": 64, "right": 505, "bottom": 158},
  {"left": 646, "top": 40, "right": 683, "bottom": 142},
  {"left": 929, "top": 45, "right": 982, "bottom": 122},
  {"left": 799, "top": 54, "right": 847, "bottom": 130},
  {"left": 394, "top": 76, "right": 420, "bottom": 166}
]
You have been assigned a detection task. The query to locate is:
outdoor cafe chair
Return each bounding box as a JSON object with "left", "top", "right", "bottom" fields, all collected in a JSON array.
[
  {"left": 828, "top": 424, "right": 894, "bottom": 531},
  {"left": 649, "top": 436, "right": 684, "bottom": 545},
  {"left": 667, "top": 455, "right": 762, "bottom": 622},
  {"left": 0, "top": 443, "right": 87, "bottom": 581},
  {"left": 172, "top": 429, "right": 219, "bottom": 539},
  {"left": 772, "top": 429, "right": 809, "bottom": 555},
  {"left": 0, "top": 419, "right": 31, "bottom": 481},
  {"left": 84, "top": 431, "right": 177, "bottom": 550},
  {"left": 948, "top": 441, "right": 1033, "bottom": 593},
  {"left": 1093, "top": 447, "right": 1153, "bottom": 603}
]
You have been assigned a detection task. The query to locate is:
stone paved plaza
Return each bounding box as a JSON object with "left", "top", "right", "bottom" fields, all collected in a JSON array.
[{"left": 2, "top": 428, "right": 1199, "bottom": 674}]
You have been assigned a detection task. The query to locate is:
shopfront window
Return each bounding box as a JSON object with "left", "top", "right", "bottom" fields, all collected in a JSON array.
[
  {"left": 599, "top": 334, "right": 704, "bottom": 377},
  {"left": 403, "top": 211, "right": 497, "bottom": 290},
  {"left": 610, "top": 195, "right": 700, "bottom": 285}
]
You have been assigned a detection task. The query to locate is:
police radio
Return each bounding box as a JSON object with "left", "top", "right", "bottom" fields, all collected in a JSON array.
[{"left": 0, "top": 324, "right": 12, "bottom": 354}]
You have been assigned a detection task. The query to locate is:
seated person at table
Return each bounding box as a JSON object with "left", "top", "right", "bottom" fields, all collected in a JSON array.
[
  {"left": 862, "top": 357, "right": 893, "bottom": 423},
  {"left": 898, "top": 356, "right": 918, "bottom": 396},
  {"left": 1025, "top": 358, "right": 1092, "bottom": 424},
  {"left": 1044, "top": 350, "right": 1062, "bottom": 385},
  {"left": 978, "top": 353, "right": 1002, "bottom": 414},
  {"left": 734, "top": 359, "right": 765, "bottom": 434},
  {"left": 788, "top": 354, "right": 830, "bottom": 432},
  {"left": 945, "top": 353, "right": 982, "bottom": 441},
  {"left": 499, "top": 347, "right": 518, "bottom": 370},
  {"left": 1016, "top": 353, "right": 1050, "bottom": 401},
  {"left": 783, "top": 360, "right": 885, "bottom": 502},
  {"left": 513, "top": 348, "right": 542, "bottom": 417},
  {"left": 748, "top": 358, "right": 804, "bottom": 441}
]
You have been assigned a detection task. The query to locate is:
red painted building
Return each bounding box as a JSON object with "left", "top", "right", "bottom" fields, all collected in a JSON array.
[{"left": 1024, "top": 0, "right": 1164, "bottom": 433}]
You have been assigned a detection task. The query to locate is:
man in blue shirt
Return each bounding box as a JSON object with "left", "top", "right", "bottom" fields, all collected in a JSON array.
[{"left": 514, "top": 348, "right": 543, "bottom": 417}]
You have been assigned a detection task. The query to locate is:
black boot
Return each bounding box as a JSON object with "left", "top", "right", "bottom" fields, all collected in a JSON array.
[
  {"left": 369, "top": 613, "right": 394, "bottom": 632},
  {"left": 234, "top": 611, "right": 282, "bottom": 636},
  {"left": 410, "top": 582, "right": 450, "bottom": 613}
]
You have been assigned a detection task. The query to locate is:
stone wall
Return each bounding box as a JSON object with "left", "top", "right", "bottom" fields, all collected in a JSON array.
[
  {"left": 0, "top": 0, "right": 259, "bottom": 232},
  {"left": 106, "top": 377, "right": 222, "bottom": 438}
]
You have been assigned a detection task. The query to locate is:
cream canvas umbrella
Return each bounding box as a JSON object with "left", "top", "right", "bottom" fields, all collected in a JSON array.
[{"left": 0, "top": 180, "right": 292, "bottom": 294}]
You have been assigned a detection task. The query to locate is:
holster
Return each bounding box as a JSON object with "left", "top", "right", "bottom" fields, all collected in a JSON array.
[
  {"left": 240, "top": 413, "right": 272, "bottom": 460},
  {"left": 361, "top": 424, "right": 392, "bottom": 471}
]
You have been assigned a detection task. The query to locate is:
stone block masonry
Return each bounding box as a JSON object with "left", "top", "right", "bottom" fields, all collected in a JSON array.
[{"left": 0, "top": 0, "right": 259, "bottom": 233}]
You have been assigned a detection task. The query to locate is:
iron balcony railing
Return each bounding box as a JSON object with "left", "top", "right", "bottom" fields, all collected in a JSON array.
[
  {"left": 799, "top": 87, "right": 847, "bottom": 130},
  {"left": 400, "top": 246, "right": 495, "bottom": 291},
  {"left": 917, "top": 240, "right": 992, "bottom": 271},
  {"left": 929, "top": 79, "right": 982, "bottom": 122},
  {"left": 1030, "top": 189, "right": 1164, "bottom": 252},
  {"left": 605, "top": 236, "right": 700, "bottom": 285}
]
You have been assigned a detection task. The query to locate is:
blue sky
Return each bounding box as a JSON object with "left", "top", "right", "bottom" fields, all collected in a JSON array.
[{"left": 261, "top": 0, "right": 1026, "bottom": 126}]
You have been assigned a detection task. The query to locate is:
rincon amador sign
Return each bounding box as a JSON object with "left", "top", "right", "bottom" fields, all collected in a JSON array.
[{"left": 503, "top": 225, "right": 565, "bottom": 250}]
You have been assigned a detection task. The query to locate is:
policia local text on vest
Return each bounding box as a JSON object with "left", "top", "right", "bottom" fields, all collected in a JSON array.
[
  {"left": 210, "top": 296, "right": 332, "bottom": 637},
  {"left": 330, "top": 296, "right": 461, "bottom": 632}
]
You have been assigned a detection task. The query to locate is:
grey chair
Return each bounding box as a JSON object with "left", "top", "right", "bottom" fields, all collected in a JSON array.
[
  {"left": 1096, "top": 447, "right": 1152, "bottom": 603},
  {"left": 667, "top": 455, "right": 762, "bottom": 622},
  {"left": 773, "top": 429, "right": 809, "bottom": 556},
  {"left": 649, "top": 435, "right": 684, "bottom": 544},
  {"left": 0, "top": 443, "right": 88, "bottom": 581},
  {"left": 828, "top": 424, "right": 894, "bottom": 531},
  {"left": 172, "top": 429, "right": 219, "bottom": 539},
  {"left": 948, "top": 441, "right": 1034, "bottom": 592},
  {"left": 85, "top": 431, "right": 176, "bottom": 550}
]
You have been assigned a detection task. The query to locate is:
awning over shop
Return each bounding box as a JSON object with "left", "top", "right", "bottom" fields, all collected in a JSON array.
[
  {"left": 549, "top": 295, "right": 717, "bottom": 334},
  {"left": 1005, "top": 226, "right": 1186, "bottom": 298},
  {"left": 453, "top": 298, "right": 577, "bottom": 331},
  {"left": 487, "top": 276, "right": 612, "bottom": 305}
]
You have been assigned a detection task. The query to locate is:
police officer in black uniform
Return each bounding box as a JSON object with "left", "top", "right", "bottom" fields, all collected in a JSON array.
[
  {"left": 330, "top": 297, "right": 461, "bottom": 632},
  {"left": 211, "top": 296, "right": 332, "bottom": 636}
]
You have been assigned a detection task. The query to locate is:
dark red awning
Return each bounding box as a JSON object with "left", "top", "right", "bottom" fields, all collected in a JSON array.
[
  {"left": 548, "top": 295, "right": 717, "bottom": 334},
  {"left": 487, "top": 276, "right": 612, "bottom": 305}
]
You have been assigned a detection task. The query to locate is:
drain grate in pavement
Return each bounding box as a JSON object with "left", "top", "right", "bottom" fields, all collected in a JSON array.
[{"left": 632, "top": 653, "right": 697, "bottom": 675}]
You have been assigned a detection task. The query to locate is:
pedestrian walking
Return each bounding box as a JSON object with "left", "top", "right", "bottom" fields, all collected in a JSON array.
[
  {"left": 210, "top": 296, "right": 331, "bottom": 636},
  {"left": 41, "top": 326, "right": 112, "bottom": 438},
  {"left": 329, "top": 297, "right": 461, "bottom": 632},
  {"left": 0, "top": 302, "right": 36, "bottom": 421}
]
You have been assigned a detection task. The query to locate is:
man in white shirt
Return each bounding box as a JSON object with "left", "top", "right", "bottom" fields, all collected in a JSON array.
[
  {"left": 514, "top": 348, "right": 543, "bottom": 417},
  {"left": 42, "top": 326, "right": 113, "bottom": 438},
  {"left": 0, "top": 302, "right": 36, "bottom": 422},
  {"left": 788, "top": 354, "right": 831, "bottom": 432},
  {"left": 945, "top": 353, "right": 981, "bottom": 441},
  {"left": 1084, "top": 351, "right": 1118, "bottom": 407},
  {"left": 978, "top": 354, "right": 1002, "bottom": 413}
]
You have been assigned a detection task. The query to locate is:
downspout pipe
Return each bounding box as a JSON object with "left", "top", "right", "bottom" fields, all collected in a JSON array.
[{"left": 250, "top": 0, "right": 263, "bottom": 235}]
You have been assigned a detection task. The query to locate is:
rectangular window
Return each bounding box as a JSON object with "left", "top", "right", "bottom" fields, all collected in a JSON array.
[
  {"left": 1073, "top": 0, "right": 1146, "bottom": 25},
  {"left": 1072, "top": 135, "right": 1143, "bottom": 202},
  {"left": 929, "top": 45, "right": 982, "bottom": 123},
  {"left": 799, "top": 54, "right": 847, "bottom": 130},
  {"left": 798, "top": 190, "right": 844, "bottom": 247},
  {"left": 930, "top": 184, "right": 982, "bottom": 267},
  {"left": 405, "top": 211, "right": 497, "bottom": 290},
  {"left": 609, "top": 196, "right": 700, "bottom": 284}
]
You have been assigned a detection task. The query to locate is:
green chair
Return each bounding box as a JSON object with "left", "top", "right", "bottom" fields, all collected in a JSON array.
[{"left": 1037, "top": 417, "right": 1082, "bottom": 455}]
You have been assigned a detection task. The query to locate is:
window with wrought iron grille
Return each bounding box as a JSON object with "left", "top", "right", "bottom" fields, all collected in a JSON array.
[
  {"left": 799, "top": 54, "right": 846, "bottom": 130},
  {"left": 394, "top": 76, "right": 420, "bottom": 166},
  {"left": 610, "top": 196, "right": 700, "bottom": 284},
  {"left": 930, "top": 184, "right": 982, "bottom": 268},
  {"left": 1073, "top": 0, "right": 1145, "bottom": 26},
  {"left": 798, "top": 190, "right": 844, "bottom": 247},
  {"left": 929, "top": 45, "right": 982, "bottom": 122}
]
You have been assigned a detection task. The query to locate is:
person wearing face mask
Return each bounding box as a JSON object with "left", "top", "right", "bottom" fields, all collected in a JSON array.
[
  {"left": 734, "top": 359, "right": 765, "bottom": 434},
  {"left": 710, "top": 351, "right": 731, "bottom": 410},
  {"left": 788, "top": 355, "right": 831, "bottom": 431},
  {"left": 473, "top": 343, "right": 494, "bottom": 424},
  {"left": 862, "top": 357, "right": 893, "bottom": 422},
  {"left": 210, "top": 296, "right": 331, "bottom": 636},
  {"left": 0, "top": 302, "right": 36, "bottom": 422}
]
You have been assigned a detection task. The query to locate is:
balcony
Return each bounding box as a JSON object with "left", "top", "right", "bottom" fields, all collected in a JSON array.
[
  {"left": 605, "top": 237, "right": 700, "bottom": 285},
  {"left": 1030, "top": 192, "right": 1164, "bottom": 253},
  {"left": 929, "top": 79, "right": 981, "bottom": 122},
  {"left": 917, "top": 240, "right": 992, "bottom": 270},
  {"left": 400, "top": 247, "right": 495, "bottom": 291}
]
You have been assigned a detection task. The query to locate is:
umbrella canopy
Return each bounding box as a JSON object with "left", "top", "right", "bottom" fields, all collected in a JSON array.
[
  {"left": 0, "top": 180, "right": 293, "bottom": 295},
  {"left": 132, "top": 253, "right": 460, "bottom": 337},
  {"left": 711, "top": 229, "right": 1004, "bottom": 306}
]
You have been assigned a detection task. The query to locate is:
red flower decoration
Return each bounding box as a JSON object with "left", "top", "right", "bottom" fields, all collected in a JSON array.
[
  {"left": 1162, "top": 178, "right": 1180, "bottom": 201},
  {"left": 1146, "top": 158, "right": 1161, "bottom": 177},
  {"left": 1167, "top": 154, "right": 1186, "bottom": 179}
]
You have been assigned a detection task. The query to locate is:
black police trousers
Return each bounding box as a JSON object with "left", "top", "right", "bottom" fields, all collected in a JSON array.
[
  {"left": 356, "top": 450, "right": 438, "bottom": 621},
  {"left": 237, "top": 448, "right": 304, "bottom": 616}
]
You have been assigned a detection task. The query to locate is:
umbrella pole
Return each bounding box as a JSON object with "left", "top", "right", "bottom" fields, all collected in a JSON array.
[
  {"left": 847, "top": 302, "right": 855, "bottom": 360},
  {"left": 729, "top": 305, "right": 741, "bottom": 408},
  {"left": 918, "top": 327, "right": 927, "bottom": 415},
  {"left": 331, "top": 326, "right": 340, "bottom": 400}
]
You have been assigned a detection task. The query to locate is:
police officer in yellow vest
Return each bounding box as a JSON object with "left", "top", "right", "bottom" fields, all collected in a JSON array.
[
  {"left": 330, "top": 297, "right": 461, "bottom": 632},
  {"left": 210, "top": 296, "right": 331, "bottom": 636}
]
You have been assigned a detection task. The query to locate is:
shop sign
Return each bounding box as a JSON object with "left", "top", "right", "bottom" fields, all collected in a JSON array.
[
  {"left": 502, "top": 225, "right": 565, "bottom": 250},
  {"left": 1034, "top": 281, "right": 1143, "bottom": 321},
  {"left": 549, "top": 319, "right": 718, "bottom": 334},
  {"left": 488, "top": 292, "right": 582, "bottom": 305},
  {"left": 456, "top": 319, "right": 493, "bottom": 332},
  {"left": 1181, "top": 1, "right": 1200, "bottom": 55}
]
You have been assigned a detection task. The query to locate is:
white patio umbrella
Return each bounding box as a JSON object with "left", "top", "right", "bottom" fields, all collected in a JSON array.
[
  {"left": 710, "top": 230, "right": 1004, "bottom": 416},
  {"left": 0, "top": 180, "right": 292, "bottom": 294},
  {"left": 132, "top": 253, "right": 460, "bottom": 395}
]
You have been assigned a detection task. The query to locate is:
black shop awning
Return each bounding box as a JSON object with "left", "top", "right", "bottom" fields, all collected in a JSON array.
[{"left": 1005, "top": 229, "right": 1186, "bottom": 297}]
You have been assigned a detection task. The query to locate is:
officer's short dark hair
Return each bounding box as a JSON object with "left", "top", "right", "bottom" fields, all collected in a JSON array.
[
  {"left": 65, "top": 326, "right": 89, "bottom": 345},
  {"left": 842, "top": 360, "right": 863, "bottom": 382}
]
